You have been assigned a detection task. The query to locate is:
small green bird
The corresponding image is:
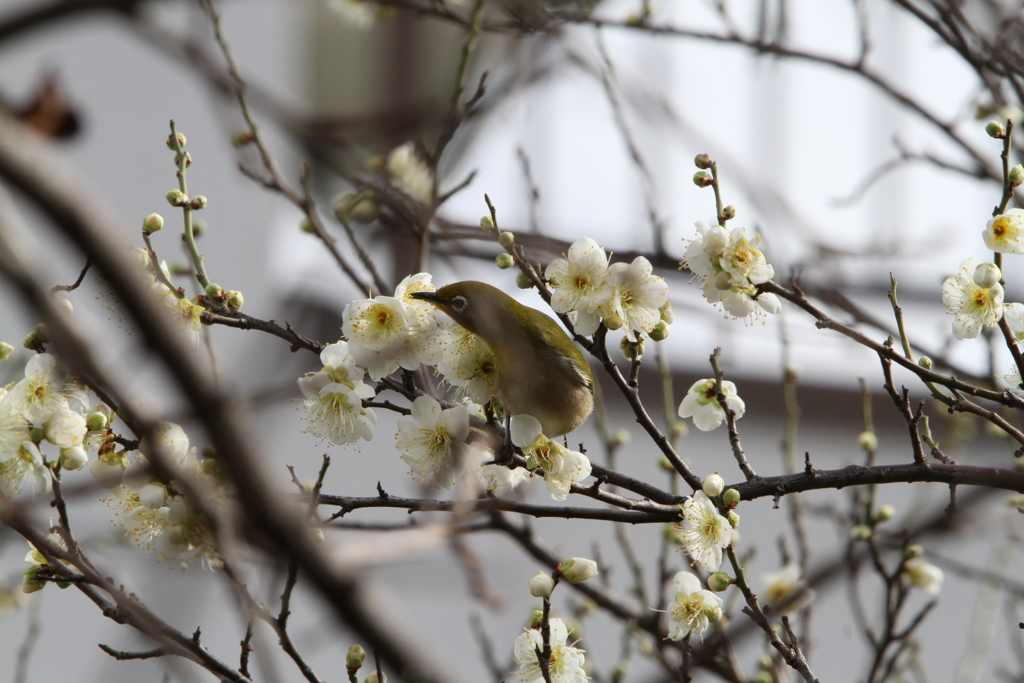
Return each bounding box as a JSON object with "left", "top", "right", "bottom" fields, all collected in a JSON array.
[{"left": 412, "top": 281, "right": 594, "bottom": 437}]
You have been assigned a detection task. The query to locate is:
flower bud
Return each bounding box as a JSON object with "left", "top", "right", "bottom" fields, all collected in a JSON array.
[
  {"left": 191, "top": 195, "right": 208, "bottom": 210},
  {"left": 723, "top": 488, "right": 740, "bottom": 506},
  {"left": 529, "top": 572, "right": 556, "bottom": 597},
  {"left": 851, "top": 524, "right": 872, "bottom": 541},
  {"left": 480, "top": 215, "right": 494, "bottom": 230},
  {"left": 346, "top": 644, "right": 366, "bottom": 671},
  {"left": 918, "top": 356, "right": 932, "bottom": 370},
  {"left": 702, "top": 473, "right": 725, "bottom": 497},
  {"left": 693, "top": 153, "right": 712, "bottom": 169},
  {"left": 364, "top": 672, "right": 386, "bottom": 683},
  {"left": 495, "top": 253, "right": 515, "bottom": 269},
  {"left": 727, "top": 510, "right": 740, "bottom": 529},
  {"left": 86, "top": 411, "right": 108, "bottom": 432},
  {"left": 204, "top": 283, "right": 223, "bottom": 299},
  {"left": 529, "top": 609, "right": 544, "bottom": 628},
  {"left": 905, "top": 559, "right": 943, "bottom": 594},
  {"left": 300, "top": 218, "right": 316, "bottom": 234},
  {"left": 658, "top": 455, "right": 674, "bottom": 471},
  {"left": 515, "top": 272, "right": 534, "bottom": 289},
  {"left": 620, "top": 337, "right": 643, "bottom": 360},
  {"left": 973, "top": 262, "right": 1001, "bottom": 289},
  {"left": 611, "top": 428, "right": 631, "bottom": 446},
  {"left": 693, "top": 171, "right": 713, "bottom": 187},
  {"left": 230, "top": 130, "right": 254, "bottom": 147},
  {"left": 649, "top": 320, "right": 669, "bottom": 341},
  {"left": 904, "top": 544, "right": 923, "bottom": 559},
  {"left": 169, "top": 263, "right": 189, "bottom": 276},
  {"left": 56, "top": 299, "right": 73, "bottom": 316},
  {"left": 60, "top": 446, "right": 88, "bottom": 471},
  {"left": 857, "top": 430, "right": 878, "bottom": 453},
  {"left": 351, "top": 197, "right": 380, "bottom": 224},
  {"left": 166, "top": 189, "right": 188, "bottom": 206},
  {"left": 602, "top": 312, "right": 623, "bottom": 330},
  {"left": 875, "top": 504, "right": 895, "bottom": 522},
  {"left": 659, "top": 301, "right": 674, "bottom": 324},
  {"left": 1011, "top": 164, "right": 1024, "bottom": 187},
  {"left": 166, "top": 131, "right": 186, "bottom": 149},
  {"left": 499, "top": 231, "right": 515, "bottom": 247},
  {"left": 192, "top": 221, "right": 206, "bottom": 238},
  {"left": 89, "top": 452, "right": 128, "bottom": 489},
  {"left": 753, "top": 673, "right": 774, "bottom": 683},
  {"left": 29, "top": 427, "right": 44, "bottom": 444},
  {"left": 561, "top": 557, "right": 598, "bottom": 583},
  {"left": 986, "top": 121, "right": 1006, "bottom": 138},
  {"left": 142, "top": 213, "right": 164, "bottom": 234},
  {"left": 708, "top": 572, "right": 733, "bottom": 592},
  {"left": 0, "top": 341, "right": 13, "bottom": 360},
  {"left": 722, "top": 205, "right": 737, "bottom": 221},
  {"left": 226, "top": 290, "right": 244, "bottom": 311}
]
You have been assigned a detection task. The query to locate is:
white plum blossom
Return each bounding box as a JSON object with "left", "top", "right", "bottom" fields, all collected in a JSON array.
[
  {"left": 684, "top": 222, "right": 731, "bottom": 281},
  {"left": 942, "top": 257, "right": 1004, "bottom": 340},
  {"left": 478, "top": 462, "right": 530, "bottom": 493},
  {"left": 436, "top": 326, "right": 500, "bottom": 404},
  {"left": 513, "top": 618, "right": 587, "bottom": 683},
  {"left": 0, "top": 388, "right": 30, "bottom": 460},
  {"left": 344, "top": 296, "right": 408, "bottom": 353},
  {"left": 1005, "top": 302, "right": 1024, "bottom": 341},
  {"left": 683, "top": 223, "right": 779, "bottom": 321},
  {"left": 761, "top": 563, "right": 815, "bottom": 613},
  {"left": 905, "top": 558, "right": 943, "bottom": 594},
  {"left": 607, "top": 256, "right": 668, "bottom": 341},
  {"left": 667, "top": 571, "right": 723, "bottom": 641},
  {"left": 678, "top": 491, "right": 733, "bottom": 571},
  {"left": 0, "top": 442, "right": 51, "bottom": 497},
  {"left": 386, "top": 142, "right": 433, "bottom": 204},
  {"left": 165, "top": 294, "right": 204, "bottom": 345},
  {"left": 545, "top": 238, "right": 614, "bottom": 334},
  {"left": 343, "top": 275, "right": 448, "bottom": 380},
  {"left": 511, "top": 414, "right": 591, "bottom": 501},
  {"left": 44, "top": 409, "right": 87, "bottom": 448},
  {"left": 718, "top": 228, "right": 774, "bottom": 286},
  {"left": 299, "top": 341, "right": 378, "bottom": 445},
  {"left": 984, "top": 208, "right": 1024, "bottom": 254},
  {"left": 59, "top": 446, "right": 88, "bottom": 471},
  {"left": 395, "top": 396, "right": 469, "bottom": 489},
  {"left": 89, "top": 450, "right": 129, "bottom": 489},
  {"left": 393, "top": 273, "right": 450, "bottom": 367},
  {"left": 301, "top": 380, "right": 376, "bottom": 445},
  {"left": 10, "top": 353, "right": 68, "bottom": 424},
  {"left": 678, "top": 379, "right": 745, "bottom": 431},
  {"left": 140, "top": 422, "right": 190, "bottom": 464}
]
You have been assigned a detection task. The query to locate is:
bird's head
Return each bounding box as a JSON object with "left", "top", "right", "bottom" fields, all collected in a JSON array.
[{"left": 410, "top": 281, "right": 514, "bottom": 339}]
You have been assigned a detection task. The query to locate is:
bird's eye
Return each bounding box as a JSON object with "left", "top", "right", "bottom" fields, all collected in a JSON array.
[{"left": 450, "top": 295, "right": 468, "bottom": 313}]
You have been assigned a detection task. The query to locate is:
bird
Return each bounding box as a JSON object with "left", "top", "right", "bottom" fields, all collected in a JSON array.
[{"left": 411, "top": 281, "right": 594, "bottom": 437}]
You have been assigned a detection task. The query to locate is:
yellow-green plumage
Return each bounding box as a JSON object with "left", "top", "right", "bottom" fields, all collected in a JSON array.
[{"left": 413, "top": 281, "right": 594, "bottom": 437}]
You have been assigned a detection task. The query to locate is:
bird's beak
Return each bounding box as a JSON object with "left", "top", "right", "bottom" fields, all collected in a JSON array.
[{"left": 410, "top": 291, "right": 443, "bottom": 306}]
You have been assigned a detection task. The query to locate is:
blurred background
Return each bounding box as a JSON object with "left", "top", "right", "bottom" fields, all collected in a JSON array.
[{"left": 0, "top": 0, "right": 1022, "bottom": 681}]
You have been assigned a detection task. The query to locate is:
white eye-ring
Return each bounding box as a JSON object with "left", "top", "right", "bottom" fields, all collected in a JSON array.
[{"left": 450, "top": 295, "right": 468, "bottom": 313}]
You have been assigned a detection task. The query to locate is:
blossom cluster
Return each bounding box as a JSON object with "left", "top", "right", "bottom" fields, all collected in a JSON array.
[
  {"left": 683, "top": 222, "right": 780, "bottom": 320},
  {"left": 103, "top": 422, "right": 227, "bottom": 569},
  {"left": 0, "top": 353, "right": 111, "bottom": 498},
  {"left": 545, "top": 237, "right": 670, "bottom": 341},
  {"left": 941, "top": 208, "right": 1024, "bottom": 388}
]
